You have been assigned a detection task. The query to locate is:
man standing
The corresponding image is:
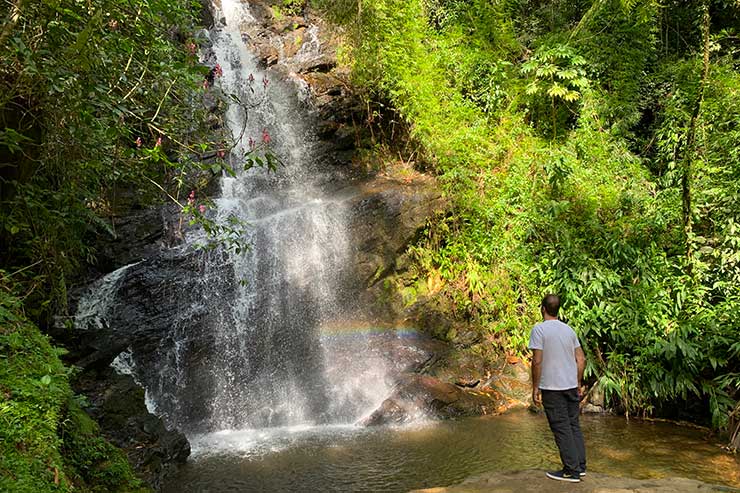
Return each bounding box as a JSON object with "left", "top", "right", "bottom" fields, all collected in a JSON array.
[{"left": 529, "top": 294, "right": 587, "bottom": 483}]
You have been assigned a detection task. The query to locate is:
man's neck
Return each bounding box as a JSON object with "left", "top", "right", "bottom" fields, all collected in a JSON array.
[{"left": 543, "top": 314, "right": 558, "bottom": 321}]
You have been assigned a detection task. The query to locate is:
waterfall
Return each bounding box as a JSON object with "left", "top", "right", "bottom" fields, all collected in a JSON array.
[
  {"left": 197, "top": 0, "right": 384, "bottom": 430},
  {"left": 74, "top": 262, "right": 140, "bottom": 331},
  {"left": 75, "top": 0, "right": 399, "bottom": 438}
]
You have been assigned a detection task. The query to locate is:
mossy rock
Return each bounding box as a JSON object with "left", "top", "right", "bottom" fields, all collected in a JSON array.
[{"left": 0, "top": 292, "right": 147, "bottom": 493}]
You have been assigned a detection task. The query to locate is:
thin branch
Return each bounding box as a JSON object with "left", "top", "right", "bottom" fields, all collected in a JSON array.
[
  {"left": 146, "top": 122, "right": 194, "bottom": 152},
  {"left": 122, "top": 56, "right": 150, "bottom": 101},
  {"left": 0, "top": 260, "right": 44, "bottom": 280},
  {"left": 150, "top": 77, "right": 177, "bottom": 123},
  {"left": 569, "top": 0, "right": 609, "bottom": 41},
  {"left": 145, "top": 176, "right": 183, "bottom": 208},
  {"left": 108, "top": 51, "right": 136, "bottom": 95}
]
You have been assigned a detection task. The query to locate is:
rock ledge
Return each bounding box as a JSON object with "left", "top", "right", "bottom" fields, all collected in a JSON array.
[{"left": 411, "top": 469, "right": 739, "bottom": 493}]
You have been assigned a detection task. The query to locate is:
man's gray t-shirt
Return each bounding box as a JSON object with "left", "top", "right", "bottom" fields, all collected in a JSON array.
[{"left": 528, "top": 319, "right": 580, "bottom": 390}]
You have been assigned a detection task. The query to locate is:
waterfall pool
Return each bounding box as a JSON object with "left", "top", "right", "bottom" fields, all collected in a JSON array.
[{"left": 162, "top": 410, "right": 739, "bottom": 492}]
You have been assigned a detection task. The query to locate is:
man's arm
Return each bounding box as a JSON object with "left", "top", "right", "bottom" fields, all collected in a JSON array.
[
  {"left": 531, "top": 349, "right": 543, "bottom": 405},
  {"left": 575, "top": 346, "right": 586, "bottom": 389}
]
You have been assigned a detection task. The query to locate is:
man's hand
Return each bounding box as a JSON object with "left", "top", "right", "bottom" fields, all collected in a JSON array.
[
  {"left": 532, "top": 388, "right": 542, "bottom": 406},
  {"left": 530, "top": 349, "right": 543, "bottom": 407}
]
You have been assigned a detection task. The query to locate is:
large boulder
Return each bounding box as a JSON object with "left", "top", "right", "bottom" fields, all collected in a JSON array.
[
  {"left": 361, "top": 374, "right": 508, "bottom": 426},
  {"left": 70, "top": 246, "right": 236, "bottom": 430}
]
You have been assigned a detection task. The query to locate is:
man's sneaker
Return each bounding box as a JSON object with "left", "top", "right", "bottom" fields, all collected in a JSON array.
[
  {"left": 579, "top": 468, "right": 587, "bottom": 477},
  {"left": 546, "top": 470, "right": 581, "bottom": 483}
]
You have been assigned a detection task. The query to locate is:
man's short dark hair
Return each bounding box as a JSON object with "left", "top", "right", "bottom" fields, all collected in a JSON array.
[{"left": 541, "top": 294, "right": 560, "bottom": 317}]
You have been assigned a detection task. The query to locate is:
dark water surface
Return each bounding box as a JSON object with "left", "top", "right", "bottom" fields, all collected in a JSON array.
[{"left": 163, "top": 410, "right": 739, "bottom": 492}]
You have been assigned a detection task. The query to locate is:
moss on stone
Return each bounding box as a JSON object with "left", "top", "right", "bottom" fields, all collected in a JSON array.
[{"left": 0, "top": 291, "right": 148, "bottom": 492}]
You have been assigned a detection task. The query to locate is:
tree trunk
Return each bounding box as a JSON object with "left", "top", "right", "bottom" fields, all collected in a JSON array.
[
  {"left": 730, "top": 401, "right": 740, "bottom": 452},
  {"left": 681, "top": 1, "right": 711, "bottom": 267}
]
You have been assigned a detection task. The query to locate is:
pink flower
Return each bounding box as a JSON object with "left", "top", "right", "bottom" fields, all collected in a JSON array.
[
  {"left": 261, "top": 129, "right": 271, "bottom": 144},
  {"left": 188, "top": 190, "right": 196, "bottom": 205},
  {"left": 262, "top": 75, "right": 269, "bottom": 89},
  {"left": 155, "top": 137, "right": 162, "bottom": 147},
  {"left": 135, "top": 137, "right": 142, "bottom": 148},
  {"left": 203, "top": 79, "right": 209, "bottom": 89},
  {"left": 199, "top": 204, "right": 207, "bottom": 214},
  {"left": 186, "top": 42, "right": 197, "bottom": 56},
  {"left": 248, "top": 73, "right": 255, "bottom": 83},
  {"left": 216, "top": 150, "right": 226, "bottom": 158},
  {"left": 214, "top": 64, "right": 223, "bottom": 78},
  {"left": 248, "top": 137, "right": 255, "bottom": 149}
]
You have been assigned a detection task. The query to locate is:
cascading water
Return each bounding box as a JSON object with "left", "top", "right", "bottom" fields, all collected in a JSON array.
[
  {"left": 180, "top": 0, "right": 396, "bottom": 431},
  {"left": 201, "top": 0, "right": 338, "bottom": 430},
  {"left": 75, "top": 0, "right": 398, "bottom": 438}
]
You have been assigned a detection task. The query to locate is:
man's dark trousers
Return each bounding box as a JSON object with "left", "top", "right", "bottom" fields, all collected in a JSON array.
[{"left": 541, "top": 388, "right": 586, "bottom": 475}]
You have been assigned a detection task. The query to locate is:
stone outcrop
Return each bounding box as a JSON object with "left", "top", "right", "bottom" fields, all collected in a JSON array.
[
  {"left": 82, "top": 248, "right": 234, "bottom": 419},
  {"left": 361, "top": 374, "right": 510, "bottom": 426},
  {"left": 57, "top": 245, "right": 234, "bottom": 488},
  {"left": 345, "top": 173, "right": 445, "bottom": 313},
  {"left": 410, "top": 469, "right": 740, "bottom": 493}
]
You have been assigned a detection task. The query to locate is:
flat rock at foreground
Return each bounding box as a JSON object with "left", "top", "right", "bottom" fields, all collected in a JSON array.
[{"left": 411, "top": 470, "right": 739, "bottom": 493}]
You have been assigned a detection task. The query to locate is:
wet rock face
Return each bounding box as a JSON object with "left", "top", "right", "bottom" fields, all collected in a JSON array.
[
  {"left": 62, "top": 245, "right": 235, "bottom": 489},
  {"left": 75, "top": 247, "right": 236, "bottom": 429},
  {"left": 205, "top": 0, "right": 447, "bottom": 323},
  {"left": 232, "top": 0, "right": 363, "bottom": 158},
  {"left": 345, "top": 175, "right": 445, "bottom": 315}
]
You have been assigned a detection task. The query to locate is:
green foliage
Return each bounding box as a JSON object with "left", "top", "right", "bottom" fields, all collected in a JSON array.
[
  {"left": 281, "top": 0, "right": 307, "bottom": 17},
  {"left": 573, "top": 0, "right": 659, "bottom": 137},
  {"left": 0, "top": 285, "right": 145, "bottom": 492},
  {"left": 323, "top": 0, "right": 740, "bottom": 429},
  {"left": 0, "top": 288, "right": 71, "bottom": 491}
]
